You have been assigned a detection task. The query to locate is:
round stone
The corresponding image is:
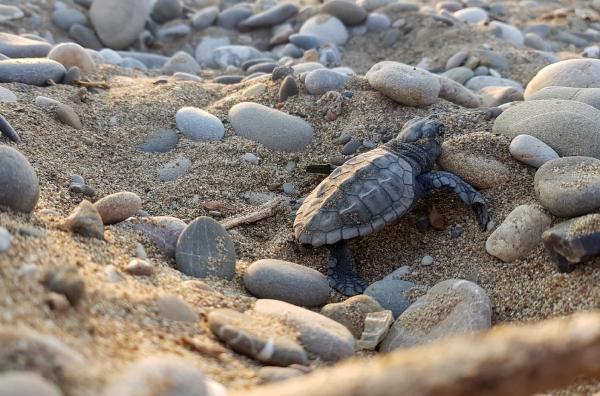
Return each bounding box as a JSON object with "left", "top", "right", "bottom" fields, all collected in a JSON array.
[
  {"left": 229, "top": 102, "right": 314, "bottom": 152},
  {"left": 162, "top": 51, "right": 201, "bottom": 75},
  {"left": 366, "top": 13, "right": 391, "bottom": 32},
  {"left": 524, "top": 59, "right": 600, "bottom": 99},
  {"left": 0, "top": 58, "right": 66, "bottom": 86},
  {"left": 175, "top": 216, "right": 237, "bottom": 280},
  {"left": 244, "top": 259, "right": 330, "bottom": 307},
  {"left": 492, "top": 99, "right": 600, "bottom": 158},
  {"left": 176, "top": 107, "right": 224, "bottom": 141},
  {"left": 151, "top": 0, "right": 182, "bottom": 24},
  {"left": 305, "top": 69, "right": 348, "bottom": 95},
  {"left": 299, "top": 14, "right": 348, "bottom": 45},
  {"left": 364, "top": 279, "right": 416, "bottom": 317},
  {"left": 0, "top": 372, "right": 63, "bottom": 396},
  {"left": 366, "top": 61, "right": 441, "bottom": 107},
  {"left": 93, "top": 191, "right": 142, "bottom": 225},
  {"left": 534, "top": 156, "right": 600, "bottom": 217},
  {"left": 0, "top": 146, "right": 39, "bottom": 213},
  {"left": 486, "top": 205, "right": 551, "bottom": 262},
  {"left": 192, "top": 7, "right": 219, "bottom": 30},
  {"left": 69, "top": 24, "right": 103, "bottom": 50},
  {"left": 465, "top": 76, "right": 523, "bottom": 92},
  {"left": 0, "top": 226, "right": 11, "bottom": 253},
  {"left": 52, "top": 7, "right": 87, "bottom": 31},
  {"left": 211, "top": 45, "right": 262, "bottom": 69},
  {"left": 90, "top": 0, "right": 149, "bottom": 49},
  {"left": 509, "top": 134, "right": 559, "bottom": 168}
]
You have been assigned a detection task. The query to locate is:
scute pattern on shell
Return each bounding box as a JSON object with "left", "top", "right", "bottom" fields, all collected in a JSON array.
[{"left": 294, "top": 147, "right": 415, "bottom": 247}]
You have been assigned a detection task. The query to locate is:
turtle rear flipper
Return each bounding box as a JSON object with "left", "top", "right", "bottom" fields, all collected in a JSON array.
[
  {"left": 327, "top": 241, "right": 368, "bottom": 296},
  {"left": 417, "top": 171, "right": 489, "bottom": 230}
]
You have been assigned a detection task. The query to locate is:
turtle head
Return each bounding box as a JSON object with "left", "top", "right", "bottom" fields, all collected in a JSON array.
[{"left": 396, "top": 116, "right": 444, "bottom": 143}]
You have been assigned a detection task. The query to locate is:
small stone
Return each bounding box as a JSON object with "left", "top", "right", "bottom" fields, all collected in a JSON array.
[
  {"left": 47, "top": 43, "right": 95, "bottom": 75},
  {"left": 159, "top": 157, "right": 192, "bottom": 182},
  {"left": 0, "top": 146, "right": 39, "bottom": 213},
  {"left": 59, "top": 200, "right": 104, "bottom": 239},
  {"left": 132, "top": 216, "right": 186, "bottom": 257},
  {"left": 441, "top": 67, "right": 474, "bottom": 84},
  {"left": 421, "top": 255, "right": 434, "bottom": 266},
  {"left": 282, "top": 182, "right": 296, "bottom": 195},
  {"left": 258, "top": 366, "right": 305, "bottom": 383},
  {"left": 93, "top": 191, "right": 142, "bottom": 225},
  {"left": 217, "top": 4, "right": 252, "bottom": 29},
  {"left": 0, "top": 86, "right": 17, "bottom": 102},
  {"left": 279, "top": 75, "right": 298, "bottom": 101},
  {"left": 300, "top": 15, "right": 348, "bottom": 45},
  {"left": 156, "top": 295, "right": 197, "bottom": 322},
  {"left": 195, "top": 36, "right": 230, "bottom": 67},
  {"left": 243, "top": 153, "right": 260, "bottom": 165},
  {"left": 0, "top": 5, "right": 23, "bottom": 22},
  {"left": 0, "top": 32, "right": 51, "bottom": 58},
  {"left": 366, "top": 13, "right": 391, "bottom": 32},
  {"left": 465, "top": 76, "right": 523, "bottom": 92},
  {"left": 55, "top": 103, "right": 82, "bottom": 129},
  {"left": 105, "top": 265, "right": 125, "bottom": 283},
  {"left": 244, "top": 259, "right": 330, "bottom": 307},
  {"left": 0, "top": 372, "right": 62, "bottom": 396},
  {"left": 151, "top": 0, "right": 182, "bottom": 24},
  {"left": 288, "top": 34, "right": 324, "bottom": 50},
  {"left": 90, "top": 0, "right": 149, "bottom": 49},
  {"left": 125, "top": 258, "right": 153, "bottom": 276},
  {"left": 526, "top": 87, "right": 600, "bottom": 110},
  {"left": 162, "top": 51, "right": 200, "bottom": 76},
  {"left": 479, "top": 86, "right": 523, "bottom": 107},
  {"left": 356, "top": 310, "right": 394, "bottom": 350},
  {"left": 509, "top": 134, "right": 559, "bottom": 168},
  {"left": 238, "top": 3, "right": 299, "bottom": 30},
  {"left": 208, "top": 308, "right": 308, "bottom": 366},
  {"left": 364, "top": 279, "right": 416, "bottom": 317},
  {"left": 453, "top": 7, "right": 487, "bottom": 23},
  {"left": 342, "top": 139, "right": 362, "bottom": 155},
  {"left": 243, "top": 83, "right": 266, "bottom": 97},
  {"left": 320, "top": 0, "right": 367, "bottom": 25},
  {"left": 171, "top": 72, "right": 202, "bottom": 82},
  {"left": 446, "top": 51, "right": 469, "bottom": 70},
  {"left": 0, "top": 58, "right": 66, "bottom": 86},
  {"left": 176, "top": 107, "right": 224, "bottom": 141},
  {"left": 542, "top": 214, "right": 600, "bottom": 269},
  {"left": 212, "top": 45, "right": 262, "bottom": 69},
  {"left": 490, "top": 21, "right": 524, "bottom": 46},
  {"left": 305, "top": 69, "right": 347, "bottom": 95},
  {"left": 137, "top": 129, "right": 179, "bottom": 153},
  {"left": 135, "top": 243, "right": 147, "bottom": 259},
  {"left": 41, "top": 266, "right": 85, "bottom": 306},
  {"left": 192, "top": 7, "right": 218, "bottom": 30},
  {"left": 52, "top": 7, "right": 85, "bottom": 31},
  {"left": 69, "top": 24, "right": 103, "bottom": 51},
  {"left": 0, "top": 227, "right": 11, "bottom": 253},
  {"left": 175, "top": 216, "right": 236, "bottom": 280},
  {"left": 62, "top": 66, "right": 81, "bottom": 85},
  {"left": 0, "top": 115, "right": 20, "bottom": 143},
  {"left": 320, "top": 295, "right": 384, "bottom": 338}
]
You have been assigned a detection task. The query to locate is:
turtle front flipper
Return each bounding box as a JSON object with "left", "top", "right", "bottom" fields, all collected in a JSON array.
[
  {"left": 417, "top": 171, "right": 489, "bottom": 230},
  {"left": 327, "top": 241, "right": 368, "bottom": 296}
]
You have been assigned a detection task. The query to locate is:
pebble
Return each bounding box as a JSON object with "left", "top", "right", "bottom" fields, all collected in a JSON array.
[
  {"left": 99, "top": 48, "right": 122, "bottom": 65},
  {"left": 279, "top": 75, "right": 298, "bottom": 101},
  {"left": 0, "top": 227, "right": 11, "bottom": 253},
  {"left": 212, "top": 45, "right": 261, "bottom": 69},
  {"left": 282, "top": 182, "right": 296, "bottom": 195},
  {"left": 258, "top": 366, "right": 305, "bottom": 383},
  {"left": 214, "top": 75, "right": 243, "bottom": 84},
  {"left": 105, "top": 265, "right": 125, "bottom": 283},
  {"left": 526, "top": 86, "right": 600, "bottom": 110},
  {"left": 0, "top": 86, "right": 16, "bottom": 102},
  {"left": 289, "top": 34, "right": 324, "bottom": 50},
  {"left": 172, "top": 72, "right": 202, "bottom": 82},
  {"left": 0, "top": 58, "right": 66, "bottom": 86},
  {"left": 534, "top": 156, "right": 600, "bottom": 217},
  {"left": 159, "top": 157, "right": 191, "bottom": 182},
  {"left": 41, "top": 266, "right": 85, "bottom": 306},
  {"left": 243, "top": 153, "right": 260, "bottom": 165},
  {"left": 509, "top": 134, "right": 559, "bottom": 168},
  {"left": 132, "top": 216, "right": 186, "bottom": 257},
  {"left": 320, "top": 295, "right": 384, "bottom": 338},
  {"left": 320, "top": 0, "right": 367, "bottom": 25},
  {"left": 151, "top": 0, "right": 182, "bottom": 24},
  {"left": 524, "top": 59, "right": 600, "bottom": 99},
  {"left": 485, "top": 204, "right": 551, "bottom": 262},
  {"left": 357, "top": 310, "right": 394, "bottom": 350},
  {"left": 217, "top": 5, "right": 252, "bottom": 29},
  {"left": 366, "top": 61, "right": 440, "bottom": 106},
  {"left": 542, "top": 214, "right": 600, "bottom": 268},
  {"left": 492, "top": 99, "right": 600, "bottom": 158},
  {"left": 137, "top": 128, "right": 179, "bottom": 153},
  {"left": 421, "top": 255, "right": 434, "bottom": 265},
  {"left": 238, "top": 3, "right": 299, "bottom": 30},
  {"left": 465, "top": 76, "right": 523, "bottom": 92},
  {"left": 244, "top": 259, "right": 330, "bottom": 307},
  {"left": 366, "top": 13, "right": 391, "bottom": 32},
  {"left": 176, "top": 107, "right": 224, "bottom": 141},
  {"left": 192, "top": 7, "right": 219, "bottom": 30},
  {"left": 524, "top": 32, "right": 554, "bottom": 52},
  {"left": 247, "top": 62, "right": 277, "bottom": 74},
  {"left": 299, "top": 15, "right": 348, "bottom": 45},
  {"left": 342, "top": 139, "right": 362, "bottom": 155},
  {"left": 229, "top": 102, "right": 314, "bottom": 152},
  {"left": 441, "top": 66, "right": 474, "bottom": 84},
  {"left": 380, "top": 279, "right": 491, "bottom": 351},
  {"left": 479, "top": 86, "right": 523, "bottom": 107},
  {"left": 0, "top": 146, "right": 39, "bottom": 213},
  {"left": 195, "top": 36, "right": 230, "bottom": 67},
  {"left": 55, "top": 103, "right": 82, "bottom": 129},
  {"left": 208, "top": 308, "right": 308, "bottom": 366},
  {"left": 0, "top": 32, "right": 51, "bottom": 57},
  {"left": 69, "top": 24, "right": 103, "bottom": 50},
  {"left": 0, "top": 114, "right": 20, "bottom": 143},
  {"left": 157, "top": 294, "right": 197, "bottom": 322},
  {"left": 60, "top": 200, "right": 104, "bottom": 239},
  {"left": 446, "top": 50, "right": 469, "bottom": 69},
  {"left": 163, "top": 51, "right": 201, "bottom": 75},
  {"left": 490, "top": 21, "right": 524, "bottom": 46},
  {"left": 0, "top": 372, "right": 63, "bottom": 396},
  {"left": 103, "top": 356, "right": 207, "bottom": 396},
  {"left": 125, "top": 258, "right": 153, "bottom": 276},
  {"left": 305, "top": 69, "right": 348, "bottom": 95},
  {"left": 453, "top": 7, "right": 487, "bottom": 23},
  {"left": 254, "top": 299, "right": 355, "bottom": 361},
  {"left": 364, "top": 279, "right": 416, "bottom": 317},
  {"left": 89, "top": 0, "right": 149, "bottom": 49},
  {"left": 52, "top": 7, "right": 86, "bottom": 31},
  {"left": 68, "top": 175, "right": 94, "bottom": 196},
  {"left": 93, "top": 191, "right": 142, "bottom": 225},
  {"left": 175, "top": 216, "right": 236, "bottom": 280},
  {"left": 62, "top": 66, "right": 81, "bottom": 85}
]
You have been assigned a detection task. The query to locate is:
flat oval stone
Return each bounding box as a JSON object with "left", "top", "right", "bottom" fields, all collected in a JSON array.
[
  {"left": 534, "top": 156, "right": 600, "bottom": 217},
  {"left": 52, "top": 7, "right": 87, "bottom": 31},
  {"left": 0, "top": 114, "right": 20, "bottom": 142},
  {"left": 55, "top": 103, "right": 82, "bottom": 129},
  {"left": 0, "top": 32, "right": 51, "bottom": 57},
  {"left": 453, "top": 6, "right": 487, "bottom": 23},
  {"left": 485, "top": 204, "right": 551, "bottom": 262},
  {"left": 137, "top": 128, "right": 179, "bottom": 153},
  {"left": 509, "top": 134, "right": 558, "bottom": 168},
  {"left": 289, "top": 34, "right": 324, "bottom": 50},
  {"left": 492, "top": 99, "right": 600, "bottom": 158},
  {"left": 305, "top": 69, "right": 347, "bottom": 95},
  {"left": 542, "top": 214, "right": 600, "bottom": 266},
  {"left": 0, "top": 372, "right": 62, "bottom": 396},
  {"left": 479, "top": 86, "right": 523, "bottom": 107},
  {"left": 244, "top": 259, "right": 330, "bottom": 307},
  {"left": 151, "top": 0, "right": 182, "bottom": 24},
  {"left": 115, "top": 51, "right": 168, "bottom": 68},
  {"left": 366, "top": 61, "right": 441, "bottom": 107},
  {"left": 90, "top": 0, "right": 149, "bottom": 49},
  {"left": 380, "top": 279, "right": 491, "bottom": 351},
  {"left": 131, "top": 216, "right": 186, "bottom": 257},
  {"left": 441, "top": 66, "right": 474, "bottom": 84},
  {"left": 0, "top": 146, "right": 39, "bottom": 213},
  {"left": 175, "top": 216, "right": 236, "bottom": 280},
  {"left": 490, "top": 21, "right": 524, "bottom": 46},
  {"left": 217, "top": 5, "right": 252, "bottom": 29},
  {"left": 526, "top": 86, "right": 600, "bottom": 110},
  {"left": 238, "top": 3, "right": 298, "bottom": 29},
  {"left": 176, "top": 107, "right": 224, "bottom": 141},
  {"left": 320, "top": 0, "right": 367, "bottom": 25},
  {"left": 229, "top": 102, "right": 314, "bottom": 152},
  {"left": 0, "top": 58, "right": 66, "bottom": 86},
  {"left": 254, "top": 299, "right": 355, "bottom": 361},
  {"left": 299, "top": 14, "right": 348, "bottom": 45},
  {"left": 465, "top": 76, "right": 524, "bottom": 92},
  {"left": 93, "top": 191, "right": 142, "bottom": 225},
  {"left": 212, "top": 45, "right": 262, "bottom": 69},
  {"left": 364, "top": 279, "right": 416, "bottom": 318},
  {"left": 524, "top": 59, "right": 600, "bottom": 99},
  {"left": 192, "top": 7, "right": 218, "bottom": 30}
]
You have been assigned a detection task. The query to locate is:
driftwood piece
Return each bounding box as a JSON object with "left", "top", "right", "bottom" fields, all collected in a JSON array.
[
  {"left": 221, "top": 198, "right": 285, "bottom": 230},
  {"left": 233, "top": 312, "right": 600, "bottom": 396}
]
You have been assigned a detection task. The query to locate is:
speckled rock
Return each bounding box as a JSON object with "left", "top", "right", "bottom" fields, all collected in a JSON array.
[
  {"left": 244, "top": 259, "right": 329, "bottom": 307},
  {"left": 132, "top": 216, "right": 186, "bottom": 257},
  {"left": 485, "top": 205, "right": 551, "bottom": 262},
  {"left": 175, "top": 216, "right": 236, "bottom": 280},
  {"left": 254, "top": 299, "right": 355, "bottom": 361},
  {"left": 0, "top": 58, "right": 66, "bottom": 86},
  {"left": 0, "top": 372, "right": 63, "bottom": 396},
  {"left": 524, "top": 59, "right": 600, "bottom": 99},
  {"left": 305, "top": 68, "right": 347, "bottom": 95},
  {"left": 299, "top": 14, "right": 348, "bottom": 45},
  {"left": 0, "top": 32, "right": 51, "bottom": 57},
  {"left": 492, "top": 99, "right": 600, "bottom": 158},
  {"left": 0, "top": 146, "right": 39, "bottom": 213},
  {"left": 208, "top": 308, "right": 308, "bottom": 366},
  {"left": 90, "top": 0, "right": 149, "bottom": 49},
  {"left": 526, "top": 86, "right": 600, "bottom": 110},
  {"left": 534, "top": 156, "right": 600, "bottom": 217},
  {"left": 229, "top": 102, "right": 314, "bottom": 152},
  {"left": 176, "top": 107, "right": 224, "bottom": 141},
  {"left": 102, "top": 356, "right": 207, "bottom": 396},
  {"left": 320, "top": 295, "right": 384, "bottom": 338},
  {"left": 93, "top": 191, "right": 142, "bottom": 225},
  {"left": 380, "top": 279, "right": 492, "bottom": 351},
  {"left": 60, "top": 200, "right": 104, "bottom": 239},
  {"left": 509, "top": 134, "right": 559, "bottom": 168}
]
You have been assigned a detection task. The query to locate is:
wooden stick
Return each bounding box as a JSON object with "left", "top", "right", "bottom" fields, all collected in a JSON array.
[
  {"left": 221, "top": 198, "right": 285, "bottom": 230},
  {"left": 232, "top": 312, "right": 600, "bottom": 396}
]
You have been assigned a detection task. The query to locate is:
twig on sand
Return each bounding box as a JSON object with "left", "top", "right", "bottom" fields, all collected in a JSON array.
[
  {"left": 74, "top": 80, "right": 111, "bottom": 89},
  {"left": 221, "top": 198, "right": 285, "bottom": 230}
]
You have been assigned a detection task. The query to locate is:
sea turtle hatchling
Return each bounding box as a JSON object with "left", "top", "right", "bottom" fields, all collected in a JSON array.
[{"left": 294, "top": 117, "right": 489, "bottom": 296}]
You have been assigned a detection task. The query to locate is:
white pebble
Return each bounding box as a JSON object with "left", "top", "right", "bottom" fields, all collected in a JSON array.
[
  {"left": 243, "top": 153, "right": 260, "bottom": 165},
  {"left": 0, "top": 227, "right": 11, "bottom": 252},
  {"left": 509, "top": 134, "right": 559, "bottom": 168},
  {"left": 421, "top": 255, "right": 434, "bottom": 266}
]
